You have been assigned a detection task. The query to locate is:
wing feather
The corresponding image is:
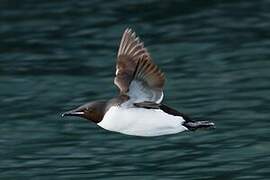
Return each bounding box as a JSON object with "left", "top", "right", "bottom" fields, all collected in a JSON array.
[{"left": 114, "top": 28, "right": 165, "bottom": 103}]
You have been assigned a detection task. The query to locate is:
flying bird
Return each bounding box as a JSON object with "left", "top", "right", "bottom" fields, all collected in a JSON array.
[{"left": 62, "top": 28, "right": 214, "bottom": 136}]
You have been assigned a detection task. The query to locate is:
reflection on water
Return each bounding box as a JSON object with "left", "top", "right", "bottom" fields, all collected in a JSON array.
[{"left": 1, "top": 0, "right": 270, "bottom": 179}]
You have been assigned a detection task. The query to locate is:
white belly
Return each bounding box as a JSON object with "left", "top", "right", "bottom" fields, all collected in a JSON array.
[{"left": 98, "top": 106, "right": 187, "bottom": 137}]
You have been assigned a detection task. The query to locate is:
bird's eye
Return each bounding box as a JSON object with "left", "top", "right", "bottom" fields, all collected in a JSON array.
[{"left": 87, "top": 108, "right": 93, "bottom": 112}]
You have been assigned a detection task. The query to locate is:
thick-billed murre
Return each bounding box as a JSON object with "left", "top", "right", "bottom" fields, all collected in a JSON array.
[{"left": 62, "top": 28, "right": 215, "bottom": 137}]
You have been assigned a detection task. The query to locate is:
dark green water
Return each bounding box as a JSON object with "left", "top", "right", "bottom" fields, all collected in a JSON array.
[{"left": 1, "top": 0, "right": 270, "bottom": 179}]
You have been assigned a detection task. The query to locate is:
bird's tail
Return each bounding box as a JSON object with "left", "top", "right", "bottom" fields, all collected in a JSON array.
[{"left": 183, "top": 120, "right": 215, "bottom": 131}]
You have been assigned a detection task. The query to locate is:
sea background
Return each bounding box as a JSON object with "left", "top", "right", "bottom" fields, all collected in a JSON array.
[{"left": 1, "top": 0, "right": 270, "bottom": 179}]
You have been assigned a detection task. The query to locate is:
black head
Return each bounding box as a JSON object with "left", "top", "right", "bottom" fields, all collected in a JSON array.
[{"left": 62, "top": 100, "right": 107, "bottom": 123}]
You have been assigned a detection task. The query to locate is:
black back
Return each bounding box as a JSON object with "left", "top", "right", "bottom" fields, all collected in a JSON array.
[
  {"left": 160, "top": 104, "right": 193, "bottom": 122},
  {"left": 133, "top": 101, "right": 193, "bottom": 122}
]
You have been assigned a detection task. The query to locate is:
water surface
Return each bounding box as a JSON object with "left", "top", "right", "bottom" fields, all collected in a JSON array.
[{"left": 1, "top": 0, "right": 270, "bottom": 179}]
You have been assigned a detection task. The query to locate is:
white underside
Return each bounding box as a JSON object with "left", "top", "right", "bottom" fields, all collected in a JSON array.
[{"left": 98, "top": 106, "right": 187, "bottom": 137}]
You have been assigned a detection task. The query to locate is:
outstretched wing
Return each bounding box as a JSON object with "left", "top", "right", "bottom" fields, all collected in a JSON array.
[{"left": 114, "top": 28, "right": 165, "bottom": 103}]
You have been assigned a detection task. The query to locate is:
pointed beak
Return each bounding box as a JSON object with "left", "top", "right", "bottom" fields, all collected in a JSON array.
[{"left": 61, "top": 110, "right": 84, "bottom": 117}]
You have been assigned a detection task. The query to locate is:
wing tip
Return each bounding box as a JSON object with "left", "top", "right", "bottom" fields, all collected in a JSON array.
[
  {"left": 123, "top": 27, "right": 134, "bottom": 37},
  {"left": 124, "top": 27, "right": 133, "bottom": 32},
  {"left": 118, "top": 27, "right": 146, "bottom": 59}
]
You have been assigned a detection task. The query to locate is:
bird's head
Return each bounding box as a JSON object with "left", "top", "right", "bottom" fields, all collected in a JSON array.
[{"left": 62, "top": 100, "right": 107, "bottom": 123}]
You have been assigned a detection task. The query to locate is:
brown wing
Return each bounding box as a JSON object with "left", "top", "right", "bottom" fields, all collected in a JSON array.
[{"left": 114, "top": 28, "right": 165, "bottom": 103}]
